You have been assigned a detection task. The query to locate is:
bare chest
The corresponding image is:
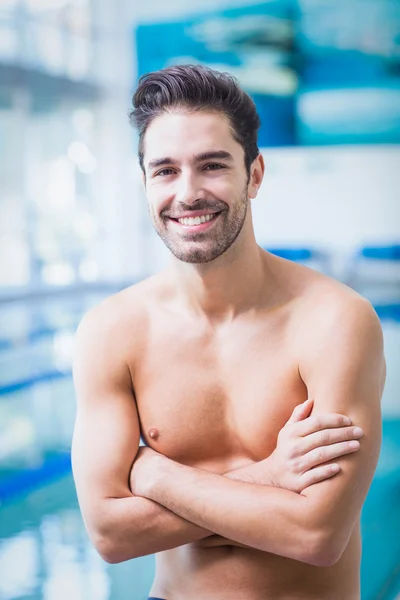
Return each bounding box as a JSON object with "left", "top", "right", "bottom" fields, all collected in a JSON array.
[{"left": 132, "top": 318, "right": 307, "bottom": 470}]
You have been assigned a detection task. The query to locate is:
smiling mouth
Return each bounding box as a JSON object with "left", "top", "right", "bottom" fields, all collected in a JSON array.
[{"left": 169, "top": 212, "right": 220, "bottom": 227}]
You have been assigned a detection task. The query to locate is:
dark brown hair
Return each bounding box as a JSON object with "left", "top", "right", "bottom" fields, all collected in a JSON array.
[{"left": 129, "top": 64, "right": 261, "bottom": 177}]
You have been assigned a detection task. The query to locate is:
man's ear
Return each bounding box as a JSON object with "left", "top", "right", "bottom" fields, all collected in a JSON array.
[{"left": 248, "top": 154, "right": 265, "bottom": 199}]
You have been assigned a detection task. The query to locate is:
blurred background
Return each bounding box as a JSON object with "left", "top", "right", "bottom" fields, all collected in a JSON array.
[{"left": 0, "top": 0, "right": 399, "bottom": 598}]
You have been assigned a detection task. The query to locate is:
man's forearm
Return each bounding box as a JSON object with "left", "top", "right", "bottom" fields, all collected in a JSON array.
[
  {"left": 98, "top": 493, "right": 211, "bottom": 562},
  {"left": 100, "top": 458, "right": 268, "bottom": 562},
  {"left": 141, "top": 458, "right": 320, "bottom": 564}
]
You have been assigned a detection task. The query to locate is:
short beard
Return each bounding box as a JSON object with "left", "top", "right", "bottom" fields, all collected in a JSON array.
[{"left": 152, "top": 187, "right": 249, "bottom": 264}]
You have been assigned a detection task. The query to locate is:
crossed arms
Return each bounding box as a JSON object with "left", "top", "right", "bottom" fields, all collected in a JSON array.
[{"left": 71, "top": 295, "right": 385, "bottom": 566}]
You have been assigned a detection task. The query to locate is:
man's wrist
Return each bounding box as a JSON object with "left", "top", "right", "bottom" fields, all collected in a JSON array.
[
  {"left": 145, "top": 458, "right": 209, "bottom": 507},
  {"left": 224, "top": 454, "right": 277, "bottom": 487},
  {"left": 143, "top": 454, "right": 177, "bottom": 499}
]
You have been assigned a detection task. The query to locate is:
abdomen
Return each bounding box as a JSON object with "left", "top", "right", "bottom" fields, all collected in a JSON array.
[{"left": 154, "top": 525, "right": 361, "bottom": 600}]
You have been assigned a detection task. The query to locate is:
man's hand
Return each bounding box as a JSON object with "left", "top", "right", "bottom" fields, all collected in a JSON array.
[
  {"left": 226, "top": 398, "right": 363, "bottom": 493},
  {"left": 268, "top": 398, "right": 363, "bottom": 492}
]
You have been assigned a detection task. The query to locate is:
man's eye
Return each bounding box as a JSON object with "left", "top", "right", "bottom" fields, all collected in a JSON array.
[
  {"left": 156, "top": 169, "right": 175, "bottom": 176},
  {"left": 204, "top": 164, "right": 225, "bottom": 171}
]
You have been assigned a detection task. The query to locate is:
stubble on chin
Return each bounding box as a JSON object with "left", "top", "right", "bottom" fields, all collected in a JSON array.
[{"left": 153, "top": 193, "right": 249, "bottom": 264}]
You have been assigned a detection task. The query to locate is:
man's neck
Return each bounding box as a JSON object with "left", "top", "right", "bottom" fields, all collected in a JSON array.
[{"left": 169, "top": 236, "right": 268, "bottom": 324}]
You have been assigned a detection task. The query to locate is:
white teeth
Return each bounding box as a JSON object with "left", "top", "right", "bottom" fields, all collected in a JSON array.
[{"left": 177, "top": 213, "right": 216, "bottom": 226}]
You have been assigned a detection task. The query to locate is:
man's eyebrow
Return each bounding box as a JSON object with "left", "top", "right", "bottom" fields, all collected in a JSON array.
[
  {"left": 147, "top": 157, "right": 175, "bottom": 170},
  {"left": 147, "top": 150, "right": 234, "bottom": 171},
  {"left": 194, "top": 150, "right": 234, "bottom": 163}
]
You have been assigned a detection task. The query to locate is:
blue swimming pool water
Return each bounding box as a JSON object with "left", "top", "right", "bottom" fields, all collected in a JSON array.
[{"left": 0, "top": 294, "right": 399, "bottom": 600}]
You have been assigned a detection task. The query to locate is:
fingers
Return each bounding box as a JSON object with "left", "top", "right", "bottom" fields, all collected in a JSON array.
[
  {"left": 300, "top": 426, "right": 364, "bottom": 454},
  {"left": 287, "top": 399, "right": 314, "bottom": 424},
  {"left": 296, "top": 412, "right": 353, "bottom": 437},
  {"left": 300, "top": 463, "right": 340, "bottom": 489},
  {"left": 300, "top": 439, "right": 361, "bottom": 472}
]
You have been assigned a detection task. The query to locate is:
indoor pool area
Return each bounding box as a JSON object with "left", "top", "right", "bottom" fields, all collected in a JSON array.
[
  {"left": 1, "top": 1, "right": 400, "bottom": 597},
  {"left": 0, "top": 284, "right": 399, "bottom": 600}
]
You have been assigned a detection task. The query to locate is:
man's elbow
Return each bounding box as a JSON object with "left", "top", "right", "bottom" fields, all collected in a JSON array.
[
  {"left": 92, "top": 520, "right": 157, "bottom": 563},
  {"left": 94, "top": 532, "right": 142, "bottom": 564},
  {"left": 88, "top": 514, "right": 142, "bottom": 563},
  {"left": 304, "top": 529, "right": 348, "bottom": 567},
  {"left": 91, "top": 530, "right": 123, "bottom": 564},
  {"left": 96, "top": 537, "right": 123, "bottom": 564},
  {"left": 81, "top": 497, "right": 143, "bottom": 563},
  {"left": 98, "top": 547, "right": 133, "bottom": 565}
]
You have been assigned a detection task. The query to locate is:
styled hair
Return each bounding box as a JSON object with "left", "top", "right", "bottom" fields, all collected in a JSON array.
[{"left": 129, "top": 64, "right": 261, "bottom": 177}]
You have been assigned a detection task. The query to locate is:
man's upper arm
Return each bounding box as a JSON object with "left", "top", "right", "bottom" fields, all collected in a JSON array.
[
  {"left": 298, "top": 294, "right": 385, "bottom": 559},
  {"left": 71, "top": 305, "right": 140, "bottom": 539}
]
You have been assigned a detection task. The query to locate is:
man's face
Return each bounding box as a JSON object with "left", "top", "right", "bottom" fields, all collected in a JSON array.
[{"left": 142, "top": 110, "right": 251, "bottom": 264}]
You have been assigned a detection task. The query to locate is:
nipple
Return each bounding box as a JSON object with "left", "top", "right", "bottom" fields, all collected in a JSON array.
[{"left": 148, "top": 428, "right": 160, "bottom": 441}]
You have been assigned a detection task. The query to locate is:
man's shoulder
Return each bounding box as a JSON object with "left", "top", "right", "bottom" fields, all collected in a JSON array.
[
  {"left": 305, "top": 273, "right": 376, "bottom": 328},
  {"left": 284, "top": 262, "right": 380, "bottom": 339},
  {"left": 292, "top": 269, "right": 385, "bottom": 410},
  {"left": 76, "top": 272, "right": 169, "bottom": 344},
  {"left": 291, "top": 267, "right": 382, "bottom": 361}
]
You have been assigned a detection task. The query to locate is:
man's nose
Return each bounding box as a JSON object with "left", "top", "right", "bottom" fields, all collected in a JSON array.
[{"left": 175, "top": 171, "right": 204, "bottom": 205}]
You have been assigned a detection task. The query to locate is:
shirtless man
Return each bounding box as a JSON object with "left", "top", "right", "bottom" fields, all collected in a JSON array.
[{"left": 72, "top": 65, "right": 386, "bottom": 600}]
